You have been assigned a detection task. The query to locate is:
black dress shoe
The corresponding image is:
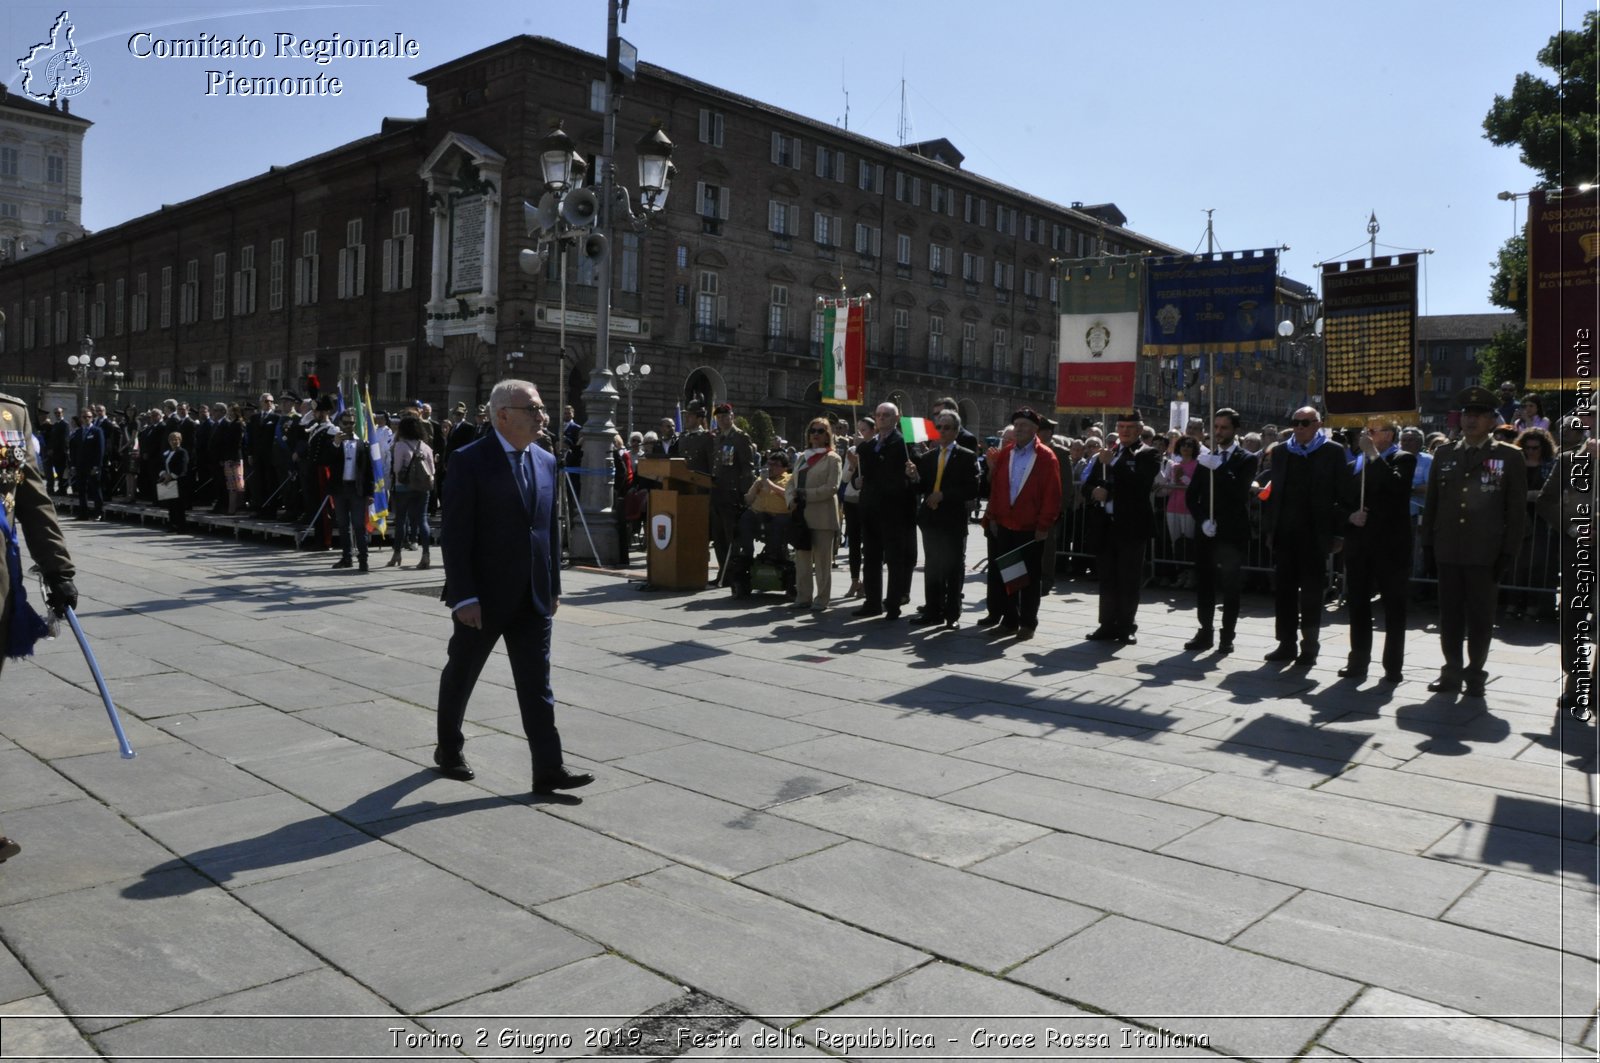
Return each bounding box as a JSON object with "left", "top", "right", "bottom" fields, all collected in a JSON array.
[
  {"left": 974, "top": 614, "right": 1002, "bottom": 628},
  {"left": 533, "top": 768, "right": 595, "bottom": 794},
  {"left": 944, "top": 618, "right": 959, "bottom": 630},
  {"left": 432, "top": 748, "right": 475, "bottom": 781},
  {"left": 1338, "top": 662, "right": 1368, "bottom": 680},
  {"left": 1217, "top": 636, "right": 1234, "bottom": 655},
  {"left": 1183, "top": 630, "right": 1214, "bottom": 651},
  {"left": 996, "top": 620, "right": 1019, "bottom": 635},
  {"left": 1119, "top": 631, "right": 1138, "bottom": 645},
  {"left": 1015, "top": 626, "right": 1036, "bottom": 641},
  {"left": 358, "top": 561, "right": 369, "bottom": 573},
  {"left": 1427, "top": 677, "right": 1461, "bottom": 694},
  {"left": 1380, "top": 670, "right": 1403, "bottom": 684},
  {"left": 331, "top": 558, "right": 353, "bottom": 569},
  {"left": 882, "top": 610, "right": 901, "bottom": 621},
  {"left": 852, "top": 605, "right": 883, "bottom": 618},
  {"left": 908, "top": 614, "right": 943, "bottom": 627},
  {"left": 1263, "top": 643, "right": 1297, "bottom": 662},
  {"left": 1085, "top": 625, "right": 1120, "bottom": 642},
  {"left": 1463, "top": 677, "right": 1487, "bottom": 698},
  {"left": 1294, "top": 647, "right": 1319, "bottom": 667}
]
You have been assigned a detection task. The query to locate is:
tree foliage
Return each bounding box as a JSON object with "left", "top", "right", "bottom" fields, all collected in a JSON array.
[{"left": 1478, "top": 13, "right": 1597, "bottom": 392}]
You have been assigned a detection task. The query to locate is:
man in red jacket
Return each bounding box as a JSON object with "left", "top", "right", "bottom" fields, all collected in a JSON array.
[{"left": 978, "top": 408, "right": 1062, "bottom": 638}]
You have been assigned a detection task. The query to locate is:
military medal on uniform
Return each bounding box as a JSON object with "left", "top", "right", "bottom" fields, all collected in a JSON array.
[{"left": 1481, "top": 458, "right": 1504, "bottom": 488}]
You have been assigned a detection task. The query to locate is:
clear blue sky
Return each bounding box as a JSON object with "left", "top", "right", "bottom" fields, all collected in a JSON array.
[{"left": 3, "top": 0, "right": 1575, "bottom": 316}]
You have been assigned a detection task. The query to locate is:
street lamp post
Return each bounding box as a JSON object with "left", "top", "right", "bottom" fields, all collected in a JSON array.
[
  {"left": 1277, "top": 315, "right": 1325, "bottom": 409},
  {"left": 66, "top": 335, "right": 104, "bottom": 411},
  {"left": 613, "top": 343, "right": 650, "bottom": 441}
]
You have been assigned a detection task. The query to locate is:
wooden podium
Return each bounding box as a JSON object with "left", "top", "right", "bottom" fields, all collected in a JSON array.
[{"left": 638, "top": 457, "right": 713, "bottom": 589}]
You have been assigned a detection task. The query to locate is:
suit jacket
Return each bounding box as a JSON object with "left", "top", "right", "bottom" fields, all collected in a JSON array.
[
  {"left": 1262, "top": 439, "right": 1349, "bottom": 554},
  {"left": 69, "top": 424, "right": 104, "bottom": 471},
  {"left": 987, "top": 437, "right": 1063, "bottom": 534},
  {"left": 1186, "top": 445, "right": 1259, "bottom": 545},
  {"left": 442, "top": 434, "right": 561, "bottom": 623},
  {"left": 786, "top": 450, "right": 843, "bottom": 532},
  {"left": 0, "top": 396, "right": 73, "bottom": 629},
  {"left": 46, "top": 419, "right": 69, "bottom": 458},
  {"left": 912, "top": 442, "right": 978, "bottom": 532},
  {"left": 1341, "top": 448, "right": 1417, "bottom": 558},
  {"left": 857, "top": 429, "right": 915, "bottom": 515},
  {"left": 1082, "top": 442, "right": 1160, "bottom": 546},
  {"left": 331, "top": 439, "right": 375, "bottom": 496}
]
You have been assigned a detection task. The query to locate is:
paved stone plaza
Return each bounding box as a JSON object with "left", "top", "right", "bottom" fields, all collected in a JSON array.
[{"left": 0, "top": 519, "right": 1595, "bottom": 1061}]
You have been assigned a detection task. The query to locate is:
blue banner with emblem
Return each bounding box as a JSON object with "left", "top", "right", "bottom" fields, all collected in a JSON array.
[{"left": 1143, "top": 249, "right": 1279, "bottom": 356}]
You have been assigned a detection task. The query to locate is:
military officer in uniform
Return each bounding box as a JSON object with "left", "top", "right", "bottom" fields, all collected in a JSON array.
[
  {"left": 0, "top": 392, "right": 79, "bottom": 861},
  {"left": 670, "top": 402, "right": 715, "bottom": 478},
  {"left": 708, "top": 403, "right": 756, "bottom": 581},
  {"left": 1421, "top": 387, "right": 1527, "bottom": 698}
]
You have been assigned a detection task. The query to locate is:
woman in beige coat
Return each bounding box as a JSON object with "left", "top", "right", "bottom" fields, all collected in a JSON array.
[{"left": 786, "top": 416, "right": 843, "bottom": 611}]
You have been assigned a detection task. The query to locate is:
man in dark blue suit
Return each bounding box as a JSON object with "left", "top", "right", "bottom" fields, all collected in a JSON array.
[
  {"left": 68, "top": 410, "right": 105, "bottom": 521},
  {"left": 434, "top": 379, "right": 592, "bottom": 795}
]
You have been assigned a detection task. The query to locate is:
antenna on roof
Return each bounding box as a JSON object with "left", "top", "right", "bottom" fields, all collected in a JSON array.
[
  {"left": 840, "top": 59, "right": 849, "bottom": 130},
  {"left": 896, "top": 73, "right": 910, "bottom": 146}
]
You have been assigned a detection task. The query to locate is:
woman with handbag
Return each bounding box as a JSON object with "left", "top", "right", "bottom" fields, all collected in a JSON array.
[
  {"left": 788, "top": 417, "right": 844, "bottom": 613},
  {"left": 157, "top": 431, "right": 192, "bottom": 532},
  {"left": 214, "top": 404, "right": 246, "bottom": 515},
  {"left": 387, "top": 414, "right": 435, "bottom": 569}
]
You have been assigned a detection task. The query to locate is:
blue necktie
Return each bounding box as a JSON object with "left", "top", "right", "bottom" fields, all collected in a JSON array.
[{"left": 513, "top": 450, "right": 533, "bottom": 511}]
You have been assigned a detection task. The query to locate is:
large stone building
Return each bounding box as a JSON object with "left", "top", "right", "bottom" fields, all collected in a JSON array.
[
  {"left": 0, "top": 87, "right": 90, "bottom": 262},
  {"left": 0, "top": 34, "right": 1316, "bottom": 439},
  {"left": 1415, "top": 312, "right": 1518, "bottom": 430}
]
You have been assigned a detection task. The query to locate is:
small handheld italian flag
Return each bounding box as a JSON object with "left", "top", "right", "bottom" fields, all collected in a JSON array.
[
  {"left": 900, "top": 417, "right": 937, "bottom": 443},
  {"left": 819, "top": 296, "right": 867, "bottom": 406},
  {"left": 994, "top": 542, "right": 1031, "bottom": 593}
]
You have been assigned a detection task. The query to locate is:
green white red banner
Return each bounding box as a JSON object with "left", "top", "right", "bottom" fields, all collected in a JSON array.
[
  {"left": 820, "top": 297, "right": 866, "bottom": 405},
  {"left": 1056, "top": 256, "right": 1141, "bottom": 414}
]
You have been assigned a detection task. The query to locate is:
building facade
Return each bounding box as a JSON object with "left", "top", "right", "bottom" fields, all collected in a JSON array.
[
  {"left": 1415, "top": 313, "right": 1518, "bottom": 430},
  {"left": 0, "top": 35, "right": 1314, "bottom": 441},
  {"left": 0, "top": 87, "right": 90, "bottom": 263}
]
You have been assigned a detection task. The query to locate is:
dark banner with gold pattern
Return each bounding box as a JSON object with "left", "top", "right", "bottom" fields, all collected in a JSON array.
[
  {"left": 1321, "top": 255, "right": 1418, "bottom": 426},
  {"left": 1526, "top": 186, "right": 1600, "bottom": 390}
]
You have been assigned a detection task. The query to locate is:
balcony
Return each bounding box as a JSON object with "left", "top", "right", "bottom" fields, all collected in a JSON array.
[
  {"left": 814, "top": 243, "right": 836, "bottom": 262},
  {"left": 994, "top": 291, "right": 1010, "bottom": 306},
  {"left": 766, "top": 333, "right": 809, "bottom": 356},
  {"left": 929, "top": 272, "right": 947, "bottom": 289},
  {"left": 963, "top": 280, "right": 980, "bottom": 296},
  {"left": 855, "top": 253, "right": 877, "bottom": 269},
  {"left": 895, "top": 263, "right": 913, "bottom": 279},
  {"left": 691, "top": 323, "right": 736, "bottom": 348},
  {"left": 771, "top": 235, "right": 793, "bottom": 253}
]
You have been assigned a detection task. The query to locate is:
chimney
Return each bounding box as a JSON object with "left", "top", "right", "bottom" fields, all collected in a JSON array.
[{"left": 61, "top": 98, "right": 69, "bottom": 114}]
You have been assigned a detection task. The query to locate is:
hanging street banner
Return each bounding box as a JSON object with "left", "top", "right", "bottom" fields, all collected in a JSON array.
[
  {"left": 1527, "top": 186, "right": 1600, "bottom": 391},
  {"left": 1143, "top": 249, "right": 1279, "bottom": 356},
  {"left": 819, "top": 296, "right": 867, "bottom": 406},
  {"left": 1320, "top": 255, "right": 1419, "bottom": 426},
  {"left": 1055, "top": 255, "right": 1141, "bottom": 414}
]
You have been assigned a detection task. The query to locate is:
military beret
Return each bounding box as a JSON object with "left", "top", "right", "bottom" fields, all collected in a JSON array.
[{"left": 713, "top": 402, "right": 734, "bottom": 416}]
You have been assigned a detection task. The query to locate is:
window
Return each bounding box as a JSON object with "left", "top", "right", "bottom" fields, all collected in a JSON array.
[
  {"left": 1050, "top": 223, "right": 1067, "bottom": 252},
  {"left": 45, "top": 154, "right": 65, "bottom": 184},
  {"left": 993, "top": 261, "right": 1014, "bottom": 291},
  {"left": 894, "top": 172, "right": 922, "bottom": 206},
  {"left": 91, "top": 283, "right": 105, "bottom": 338},
  {"left": 113, "top": 278, "right": 125, "bottom": 336},
  {"left": 588, "top": 79, "right": 607, "bottom": 113},
  {"left": 768, "top": 285, "right": 788, "bottom": 340},
  {"left": 698, "top": 108, "right": 724, "bottom": 147},
  {"left": 994, "top": 205, "right": 1017, "bottom": 236},
  {"left": 338, "top": 218, "right": 365, "bottom": 299},
  {"left": 927, "top": 313, "right": 945, "bottom": 363},
  {"left": 381, "top": 209, "right": 413, "bottom": 291},
  {"left": 211, "top": 365, "right": 226, "bottom": 390},
  {"left": 961, "top": 322, "right": 977, "bottom": 366},
  {"left": 962, "top": 252, "right": 984, "bottom": 283},
  {"left": 815, "top": 145, "right": 844, "bottom": 181},
  {"left": 265, "top": 359, "right": 283, "bottom": 396},
  {"left": 236, "top": 361, "right": 253, "bottom": 387},
  {"left": 696, "top": 182, "right": 729, "bottom": 234},
  {"left": 895, "top": 234, "right": 912, "bottom": 267},
  {"left": 813, "top": 211, "right": 839, "bottom": 247},
  {"left": 853, "top": 223, "right": 880, "bottom": 259},
  {"left": 992, "top": 328, "right": 1009, "bottom": 372},
  {"left": 857, "top": 159, "right": 883, "bottom": 193},
  {"left": 770, "top": 132, "right": 802, "bottom": 169},
  {"left": 1023, "top": 215, "right": 1041, "bottom": 243},
  {"left": 45, "top": 209, "right": 66, "bottom": 224},
  {"left": 963, "top": 194, "right": 988, "bottom": 227},
  {"left": 1433, "top": 374, "right": 1452, "bottom": 394},
  {"left": 695, "top": 270, "right": 724, "bottom": 328},
  {"left": 893, "top": 308, "right": 909, "bottom": 356},
  {"left": 294, "top": 230, "right": 319, "bottom": 305},
  {"left": 234, "top": 245, "right": 257, "bottom": 315},
  {"left": 619, "top": 232, "right": 640, "bottom": 294},
  {"left": 179, "top": 259, "right": 200, "bottom": 324},
  {"left": 1022, "top": 335, "right": 1036, "bottom": 379},
  {"left": 1049, "top": 275, "right": 1059, "bottom": 304},
  {"left": 158, "top": 266, "right": 172, "bottom": 328},
  {"left": 1023, "top": 268, "right": 1042, "bottom": 299},
  {"left": 929, "top": 182, "right": 953, "bottom": 216},
  {"left": 22, "top": 299, "right": 33, "bottom": 348},
  {"left": 767, "top": 199, "right": 798, "bottom": 236},
  {"left": 269, "top": 238, "right": 285, "bottom": 310},
  {"left": 133, "top": 273, "right": 148, "bottom": 332},
  {"left": 928, "top": 244, "right": 949, "bottom": 275},
  {"left": 382, "top": 349, "right": 406, "bottom": 400},
  {"left": 339, "top": 351, "right": 360, "bottom": 384},
  {"left": 0, "top": 147, "right": 16, "bottom": 177},
  {"left": 53, "top": 292, "right": 67, "bottom": 343},
  {"left": 212, "top": 252, "right": 228, "bottom": 319},
  {"left": 0, "top": 202, "right": 15, "bottom": 219}
]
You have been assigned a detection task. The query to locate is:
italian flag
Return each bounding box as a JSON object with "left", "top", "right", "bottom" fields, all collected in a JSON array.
[
  {"left": 900, "top": 417, "right": 937, "bottom": 443},
  {"left": 994, "top": 542, "right": 1031, "bottom": 593},
  {"left": 820, "top": 298, "right": 866, "bottom": 405}
]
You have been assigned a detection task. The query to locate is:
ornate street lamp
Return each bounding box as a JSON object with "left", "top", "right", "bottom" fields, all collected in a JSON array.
[
  {"left": 613, "top": 343, "right": 650, "bottom": 441},
  {"left": 66, "top": 335, "right": 105, "bottom": 410}
]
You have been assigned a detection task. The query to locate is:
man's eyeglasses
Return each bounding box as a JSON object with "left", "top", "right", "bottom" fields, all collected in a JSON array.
[
  {"left": 1291, "top": 418, "right": 1318, "bottom": 427},
  {"left": 505, "top": 404, "right": 546, "bottom": 416}
]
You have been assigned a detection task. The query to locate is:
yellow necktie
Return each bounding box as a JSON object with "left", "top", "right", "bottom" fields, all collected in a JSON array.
[{"left": 934, "top": 446, "right": 947, "bottom": 492}]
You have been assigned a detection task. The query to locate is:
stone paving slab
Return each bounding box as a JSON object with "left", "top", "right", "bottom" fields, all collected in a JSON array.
[
  {"left": 608, "top": 741, "right": 851, "bottom": 809},
  {"left": 1157, "top": 816, "right": 1482, "bottom": 918},
  {"left": 0, "top": 697, "right": 178, "bottom": 763},
  {"left": 1443, "top": 871, "right": 1600, "bottom": 960},
  {"left": 1424, "top": 820, "right": 1600, "bottom": 892},
  {"left": 236, "top": 850, "right": 599, "bottom": 1014},
  {"left": 952, "top": 735, "right": 1209, "bottom": 798},
  {"left": 767, "top": 733, "right": 1011, "bottom": 797},
  {"left": 772, "top": 782, "right": 1049, "bottom": 867},
  {"left": 971, "top": 831, "right": 1299, "bottom": 942},
  {"left": 0, "top": 868, "right": 321, "bottom": 1033},
  {"left": 0, "top": 800, "right": 175, "bottom": 909},
  {"left": 618, "top": 698, "right": 837, "bottom": 752},
  {"left": 1233, "top": 890, "right": 1597, "bottom": 1041},
  {"left": 130, "top": 791, "right": 391, "bottom": 891},
  {"left": 1315, "top": 986, "right": 1591, "bottom": 1061},
  {"left": 514, "top": 704, "right": 700, "bottom": 762},
  {"left": 740, "top": 840, "right": 1098, "bottom": 973},
  {"left": 240, "top": 743, "right": 460, "bottom": 825},
  {"left": 1152, "top": 772, "right": 1459, "bottom": 853},
  {"left": 537, "top": 865, "right": 928, "bottom": 1021},
  {"left": 542, "top": 781, "right": 843, "bottom": 877},
  {"left": 789, "top": 702, "right": 1007, "bottom": 754},
  {"left": 1010, "top": 915, "right": 1361, "bottom": 1060},
  {"left": 51, "top": 742, "right": 282, "bottom": 819},
  {"left": 945, "top": 772, "right": 1217, "bottom": 850},
  {"left": 153, "top": 704, "right": 351, "bottom": 764},
  {"left": 91, "top": 966, "right": 435, "bottom": 1061},
  {"left": 0, "top": 748, "right": 88, "bottom": 817},
  {"left": 1092, "top": 729, "right": 1347, "bottom": 787},
  {"left": 1321, "top": 763, "right": 1597, "bottom": 842},
  {"left": 295, "top": 698, "right": 492, "bottom": 752},
  {"left": 0, "top": 940, "right": 40, "bottom": 1008},
  {"left": 425, "top": 954, "right": 685, "bottom": 1060},
  {"left": 0, "top": 994, "right": 104, "bottom": 1060}
]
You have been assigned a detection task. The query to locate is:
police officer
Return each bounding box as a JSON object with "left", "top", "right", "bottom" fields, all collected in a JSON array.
[
  {"left": 1421, "top": 387, "right": 1527, "bottom": 698},
  {"left": 708, "top": 402, "right": 756, "bottom": 581}
]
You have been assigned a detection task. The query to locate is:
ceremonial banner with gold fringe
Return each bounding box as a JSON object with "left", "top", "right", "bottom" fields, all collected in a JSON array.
[
  {"left": 1321, "top": 255, "right": 1419, "bottom": 427},
  {"left": 1143, "top": 249, "right": 1279, "bottom": 356},
  {"left": 1056, "top": 255, "right": 1141, "bottom": 414},
  {"left": 1526, "top": 186, "right": 1600, "bottom": 390}
]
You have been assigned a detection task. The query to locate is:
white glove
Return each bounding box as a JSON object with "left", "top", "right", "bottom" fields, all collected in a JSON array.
[
  {"left": 1201, "top": 518, "right": 1217, "bottom": 538},
  {"left": 1197, "top": 451, "right": 1223, "bottom": 470}
]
